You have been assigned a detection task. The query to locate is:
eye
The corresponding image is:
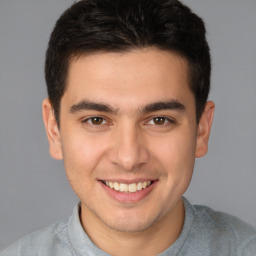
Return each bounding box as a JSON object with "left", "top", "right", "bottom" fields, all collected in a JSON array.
[
  {"left": 148, "top": 117, "right": 171, "bottom": 125},
  {"left": 152, "top": 117, "right": 167, "bottom": 125},
  {"left": 83, "top": 117, "right": 107, "bottom": 125}
]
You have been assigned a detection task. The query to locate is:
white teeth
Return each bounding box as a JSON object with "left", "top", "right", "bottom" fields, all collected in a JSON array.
[
  {"left": 120, "top": 183, "right": 128, "bottom": 192},
  {"left": 114, "top": 182, "right": 120, "bottom": 191},
  {"left": 128, "top": 183, "right": 137, "bottom": 193},
  {"left": 104, "top": 180, "right": 152, "bottom": 193},
  {"left": 142, "top": 181, "right": 147, "bottom": 189},
  {"left": 137, "top": 182, "right": 143, "bottom": 191},
  {"left": 109, "top": 181, "right": 114, "bottom": 189}
]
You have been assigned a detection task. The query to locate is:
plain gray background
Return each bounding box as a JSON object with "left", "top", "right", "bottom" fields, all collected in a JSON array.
[{"left": 0, "top": 0, "right": 255, "bottom": 251}]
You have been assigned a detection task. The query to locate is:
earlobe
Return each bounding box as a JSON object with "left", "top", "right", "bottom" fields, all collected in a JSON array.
[
  {"left": 42, "top": 98, "right": 63, "bottom": 160},
  {"left": 195, "top": 101, "right": 215, "bottom": 158}
]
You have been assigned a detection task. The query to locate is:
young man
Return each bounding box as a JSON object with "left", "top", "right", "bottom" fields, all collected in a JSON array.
[{"left": 1, "top": 0, "right": 255, "bottom": 255}]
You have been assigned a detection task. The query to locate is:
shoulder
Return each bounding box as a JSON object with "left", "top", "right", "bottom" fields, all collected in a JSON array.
[
  {"left": 191, "top": 203, "right": 256, "bottom": 255},
  {"left": 0, "top": 217, "right": 73, "bottom": 256},
  {"left": 192, "top": 204, "right": 256, "bottom": 236}
]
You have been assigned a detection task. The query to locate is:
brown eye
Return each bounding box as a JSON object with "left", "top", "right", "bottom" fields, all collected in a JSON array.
[
  {"left": 153, "top": 117, "right": 166, "bottom": 125},
  {"left": 91, "top": 117, "right": 104, "bottom": 125},
  {"left": 85, "top": 117, "right": 106, "bottom": 125}
]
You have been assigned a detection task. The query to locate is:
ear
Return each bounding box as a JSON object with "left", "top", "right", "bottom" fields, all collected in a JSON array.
[
  {"left": 195, "top": 101, "right": 215, "bottom": 158},
  {"left": 42, "top": 98, "right": 63, "bottom": 160}
]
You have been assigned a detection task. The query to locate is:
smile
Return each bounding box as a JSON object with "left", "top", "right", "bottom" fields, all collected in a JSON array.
[{"left": 101, "top": 181, "right": 152, "bottom": 193}]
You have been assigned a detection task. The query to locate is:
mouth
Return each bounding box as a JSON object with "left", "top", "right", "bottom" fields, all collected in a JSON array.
[
  {"left": 100, "top": 180, "right": 154, "bottom": 193},
  {"left": 99, "top": 179, "right": 158, "bottom": 203}
]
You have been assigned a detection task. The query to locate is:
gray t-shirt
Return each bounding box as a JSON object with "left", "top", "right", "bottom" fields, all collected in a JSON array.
[{"left": 1, "top": 198, "right": 256, "bottom": 256}]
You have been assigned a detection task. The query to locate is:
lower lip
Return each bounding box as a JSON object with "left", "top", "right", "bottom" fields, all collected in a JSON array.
[{"left": 100, "top": 181, "right": 157, "bottom": 204}]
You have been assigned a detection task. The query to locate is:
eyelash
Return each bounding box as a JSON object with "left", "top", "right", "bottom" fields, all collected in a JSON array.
[
  {"left": 146, "top": 116, "right": 175, "bottom": 126},
  {"left": 81, "top": 116, "right": 175, "bottom": 127},
  {"left": 82, "top": 116, "right": 108, "bottom": 126}
]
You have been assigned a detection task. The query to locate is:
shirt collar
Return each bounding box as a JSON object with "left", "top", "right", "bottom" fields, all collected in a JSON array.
[{"left": 68, "top": 197, "right": 194, "bottom": 256}]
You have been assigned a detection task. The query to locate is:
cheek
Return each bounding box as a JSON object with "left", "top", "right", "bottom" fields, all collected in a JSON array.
[
  {"left": 151, "top": 128, "right": 196, "bottom": 183},
  {"left": 60, "top": 131, "right": 108, "bottom": 186}
]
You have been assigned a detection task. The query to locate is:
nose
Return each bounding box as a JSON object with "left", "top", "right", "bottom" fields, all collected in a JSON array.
[{"left": 107, "top": 122, "right": 150, "bottom": 171}]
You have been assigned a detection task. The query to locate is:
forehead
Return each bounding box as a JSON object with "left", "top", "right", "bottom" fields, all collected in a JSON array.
[{"left": 63, "top": 48, "right": 193, "bottom": 110}]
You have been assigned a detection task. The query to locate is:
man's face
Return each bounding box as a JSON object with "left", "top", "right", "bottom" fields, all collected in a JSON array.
[{"left": 43, "top": 48, "right": 213, "bottom": 233}]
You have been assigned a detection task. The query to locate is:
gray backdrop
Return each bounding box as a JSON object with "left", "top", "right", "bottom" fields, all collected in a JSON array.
[{"left": 0, "top": 0, "right": 255, "bottom": 251}]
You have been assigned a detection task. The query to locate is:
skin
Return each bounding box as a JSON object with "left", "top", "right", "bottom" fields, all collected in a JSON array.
[{"left": 43, "top": 48, "right": 214, "bottom": 255}]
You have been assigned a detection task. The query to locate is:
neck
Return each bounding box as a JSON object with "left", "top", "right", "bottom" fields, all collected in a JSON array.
[{"left": 80, "top": 199, "right": 185, "bottom": 256}]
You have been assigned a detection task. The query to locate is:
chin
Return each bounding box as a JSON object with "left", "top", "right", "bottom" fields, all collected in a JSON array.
[
  {"left": 105, "top": 219, "right": 154, "bottom": 233},
  {"left": 100, "top": 209, "right": 162, "bottom": 233}
]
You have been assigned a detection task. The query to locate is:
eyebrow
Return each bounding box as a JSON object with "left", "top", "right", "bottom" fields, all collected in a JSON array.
[
  {"left": 141, "top": 100, "right": 185, "bottom": 114},
  {"left": 69, "top": 99, "right": 185, "bottom": 115},
  {"left": 69, "top": 100, "right": 118, "bottom": 114}
]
